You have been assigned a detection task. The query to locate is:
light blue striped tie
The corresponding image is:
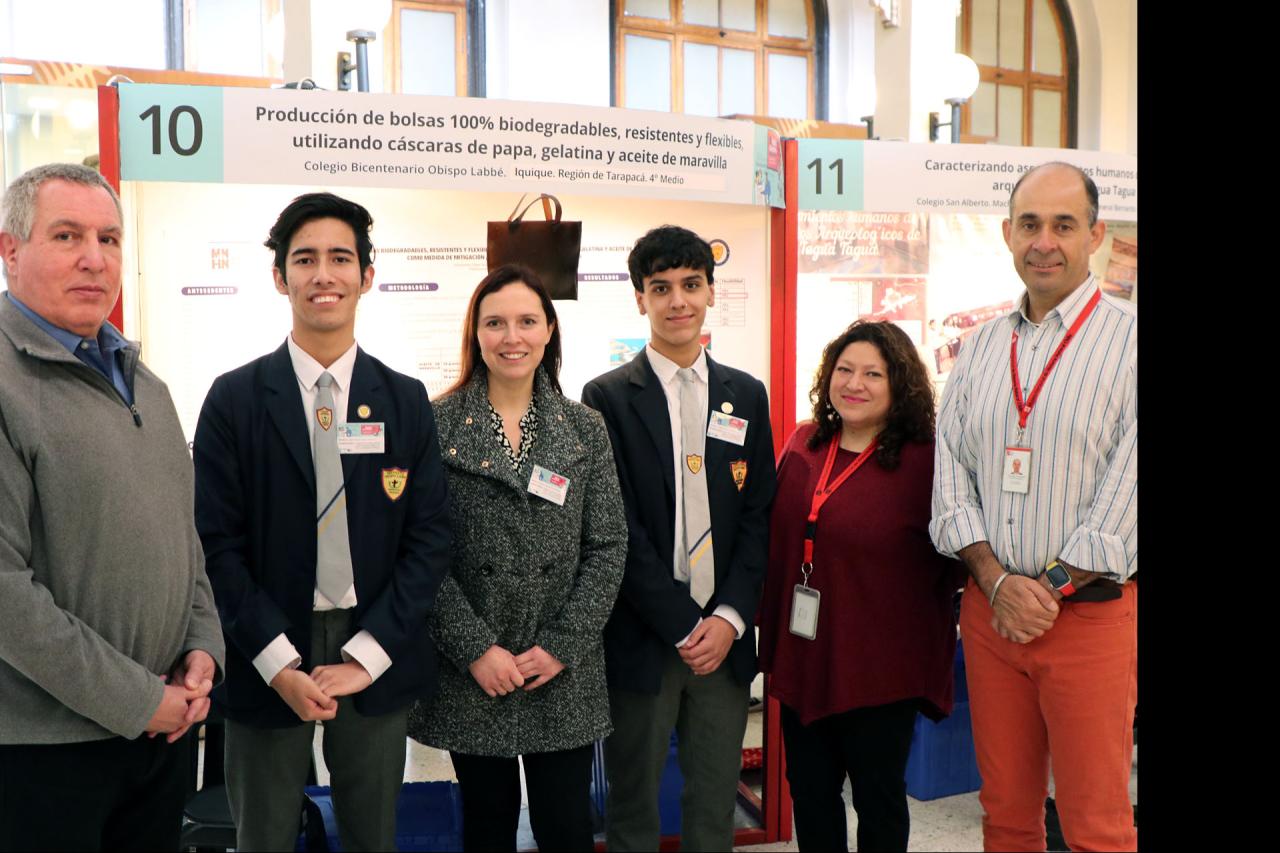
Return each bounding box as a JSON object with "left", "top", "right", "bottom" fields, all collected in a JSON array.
[
  {"left": 677, "top": 368, "right": 714, "bottom": 607},
  {"left": 314, "top": 372, "right": 353, "bottom": 603}
]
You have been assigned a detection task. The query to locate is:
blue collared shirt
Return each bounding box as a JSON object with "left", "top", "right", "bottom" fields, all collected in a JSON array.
[{"left": 5, "top": 292, "right": 135, "bottom": 405}]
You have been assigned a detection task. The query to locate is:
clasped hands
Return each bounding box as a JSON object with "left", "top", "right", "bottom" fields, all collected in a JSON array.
[
  {"left": 989, "top": 573, "right": 1060, "bottom": 644},
  {"left": 469, "top": 644, "right": 565, "bottom": 698},
  {"left": 145, "top": 649, "right": 217, "bottom": 743},
  {"left": 678, "top": 615, "right": 736, "bottom": 676},
  {"left": 269, "top": 660, "right": 373, "bottom": 723}
]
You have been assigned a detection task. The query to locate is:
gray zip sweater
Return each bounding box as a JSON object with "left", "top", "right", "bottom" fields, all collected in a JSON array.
[{"left": 0, "top": 297, "right": 225, "bottom": 743}]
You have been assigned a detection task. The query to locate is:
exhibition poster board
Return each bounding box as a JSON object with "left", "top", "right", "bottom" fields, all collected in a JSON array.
[
  {"left": 100, "top": 82, "right": 790, "bottom": 845},
  {"left": 109, "top": 83, "right": 784, "bottom": 444},
  {"left": 790, "top": 139, "right": 1138, "bottom": 420}
]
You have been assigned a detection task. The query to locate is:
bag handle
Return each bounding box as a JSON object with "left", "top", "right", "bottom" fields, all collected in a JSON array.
[{"left": 508, "top": 193, "right": 563, "bottom": 225}]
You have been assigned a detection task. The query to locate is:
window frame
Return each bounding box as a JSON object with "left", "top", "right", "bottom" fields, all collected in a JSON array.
[
  {"left": 613, "top": 0, "right": 824, "bottom": 120},
  {"left": 383, "top": 0, "right": 485, "bottom": 97},
  {"left": 958, "top": 0, "right": 1077, "bottom": 148}
]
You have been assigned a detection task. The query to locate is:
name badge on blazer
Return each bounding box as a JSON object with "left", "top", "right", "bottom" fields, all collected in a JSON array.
[
  {"left": 528, "top": 465, "right": 570, "bottom": 506},
  {"left": 337, "top": 422, "right": 386, "bottom": 454},
  {"left": 706, "top": 410, "right": 748, "bottom": 446}
]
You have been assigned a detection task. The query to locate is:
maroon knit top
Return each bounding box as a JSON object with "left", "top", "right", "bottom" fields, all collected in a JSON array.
[{"left": 757, "top": 423, "right": 964, "bottom": 725}]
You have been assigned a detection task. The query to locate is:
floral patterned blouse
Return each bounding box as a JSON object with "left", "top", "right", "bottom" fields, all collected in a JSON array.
[{"left": 486, "top": 397, "right": 538, "bottom": 469}]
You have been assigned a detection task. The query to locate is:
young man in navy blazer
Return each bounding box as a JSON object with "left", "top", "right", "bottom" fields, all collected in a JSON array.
[
  {"left": 582, "top": 225, "right": 777, "bottom": 851},
  {"left": 193, "top": 192, "right": 451, "bottom": 851}
]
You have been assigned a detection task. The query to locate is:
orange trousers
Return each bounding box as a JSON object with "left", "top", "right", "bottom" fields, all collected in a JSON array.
[{"left": 960, "top": 579, "right": 1137, "bottom": 852}]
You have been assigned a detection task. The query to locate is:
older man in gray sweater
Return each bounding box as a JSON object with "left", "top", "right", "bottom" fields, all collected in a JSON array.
[{"left": 0, "top": 163, "right": 226, "bottom": 851}]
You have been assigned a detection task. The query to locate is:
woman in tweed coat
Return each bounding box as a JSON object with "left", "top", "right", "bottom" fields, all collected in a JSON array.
[{"left": 407, "top": 264, "right": 627, "bottom": 852}]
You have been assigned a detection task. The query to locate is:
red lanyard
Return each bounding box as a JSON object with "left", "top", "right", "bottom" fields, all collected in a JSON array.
[
  {"left": 802, "top": 436, "right": 878, "bottom": 565},
  {"left": 1009, "top": 289, "right": 1101, "bottom": 431}
]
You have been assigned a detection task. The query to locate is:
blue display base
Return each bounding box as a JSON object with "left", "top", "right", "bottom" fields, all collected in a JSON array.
[{"left": 297, "top": 780, "right": 463, "bottom": 852}]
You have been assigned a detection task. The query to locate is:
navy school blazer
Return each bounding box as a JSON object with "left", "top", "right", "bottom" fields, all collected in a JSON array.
[
  {"left": 193, "top": 341, "right": 451, "bottom": 728},
  {"left": 581, "top": 351, "right": 777, "bottom": 694}
]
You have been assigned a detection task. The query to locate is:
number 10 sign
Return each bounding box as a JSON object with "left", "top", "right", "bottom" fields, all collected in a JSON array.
[{"left": 118, "top": 84, "right": 225, "bottom": 183}]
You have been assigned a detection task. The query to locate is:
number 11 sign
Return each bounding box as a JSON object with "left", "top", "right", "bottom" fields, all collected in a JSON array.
[{"left": 796, "top": 138, "right": 864, "bottom": 211}]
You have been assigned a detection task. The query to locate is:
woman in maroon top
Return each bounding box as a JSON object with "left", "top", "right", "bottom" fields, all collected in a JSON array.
[{"left": 758, "top": 320, "right": 963, "bottom": 852}]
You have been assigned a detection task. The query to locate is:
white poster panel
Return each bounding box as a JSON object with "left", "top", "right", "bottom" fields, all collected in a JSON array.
[
  {"left": 131, "top": 183, "right": 770, "bottom": 442},
  {"left": 860, "top": 141, "right": 1137, "bottom": 222},
  {"left": 118, "top": 83, "right": 775, "bottom": 207}
]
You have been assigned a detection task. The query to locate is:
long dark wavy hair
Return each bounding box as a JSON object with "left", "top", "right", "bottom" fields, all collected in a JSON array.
[
  {"left": 806, "top": 320, "right": 935, "bottom": 470},
  {"left": 446, "top": 264, "right": 563, "bottom": 397}
]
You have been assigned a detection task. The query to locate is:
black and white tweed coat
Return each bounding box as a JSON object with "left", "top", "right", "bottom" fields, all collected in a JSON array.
[{"left": 407, "top": 368, "right": 627, "bottom": 755}]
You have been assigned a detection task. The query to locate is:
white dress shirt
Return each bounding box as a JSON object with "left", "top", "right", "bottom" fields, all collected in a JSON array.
[
  {"left": 930, "top": 275, "right": 1137, "bottom": 581},
  {"left": 251, "top": 336, "right": 392, "bottom": 684},
  {"left": 645, "top": 344, "right": 746, "bottom": 642}
]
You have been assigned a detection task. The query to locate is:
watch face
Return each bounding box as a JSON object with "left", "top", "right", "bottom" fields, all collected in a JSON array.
[{"left": 1046, "top": 564, "right": 1071, "bottom": 588}]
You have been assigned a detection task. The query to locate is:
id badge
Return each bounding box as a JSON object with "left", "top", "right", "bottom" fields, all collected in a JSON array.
[
  {"left": 527, "top": 464, "right": 570, "bottom": 506},
  {"left": 1002, "top": 446, "right": 1032, "bottom": 494},
  {"left": 706, "top": 411, "right": 748, "bottom": 446},
  {"left": 789, "top": 584, "right": 820, "bottom": 640},
  {"left": 337, "top": 422, "right": 386, "bottom": 454}
]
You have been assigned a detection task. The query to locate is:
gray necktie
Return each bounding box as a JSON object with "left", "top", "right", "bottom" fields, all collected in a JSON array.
[
  {"left": 677, "top": 367, "right": 714, "bottom": 608},
  {"left": 314, "top": 372, "right": 354, "bottom": 604}
]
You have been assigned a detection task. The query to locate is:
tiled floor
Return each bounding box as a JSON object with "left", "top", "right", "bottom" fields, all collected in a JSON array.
[
  {"left": 738, "top": 745, "right": 1139, "bottom": 852},
  {"left": 298, "top": 719, "right": 1137, "bottom": 852}
]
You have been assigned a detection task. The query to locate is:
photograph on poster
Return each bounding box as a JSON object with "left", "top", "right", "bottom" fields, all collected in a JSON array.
[
  {"left": 1095, "top": 223, "right": 1137, "bottom": 301},
  {"left": 797, "top": 210, "right": 929, "bottom": 276},
  {"left": 795, "top": 207, "right": 1139, "bottom": 416},
  {"left": 129, "top": 183, "right": 770, "bottom": 441}
]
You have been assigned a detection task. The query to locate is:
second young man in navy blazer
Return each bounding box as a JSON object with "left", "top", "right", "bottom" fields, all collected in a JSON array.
[
  {"left": 193, "top": 193, "right": 451, "bottom": 851},
  {"left": 582, "top": 225, "right": 777, "bottom": 851}
]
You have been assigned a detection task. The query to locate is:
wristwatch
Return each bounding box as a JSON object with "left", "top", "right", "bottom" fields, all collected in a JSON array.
[{"left": 1044, "top": 560, "right": 1076, "bottom": 597}]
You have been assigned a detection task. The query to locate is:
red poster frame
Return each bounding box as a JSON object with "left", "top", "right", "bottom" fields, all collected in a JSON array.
[{"left": 95, "top": 84, "right": 799, "bottom": 849}]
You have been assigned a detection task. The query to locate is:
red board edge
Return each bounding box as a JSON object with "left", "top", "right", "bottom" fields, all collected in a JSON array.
[
  {"left": 760, "top": 137, "right": 800, "bottom": 845},
  {"left": 97, "top": 84, "right": 124, "bottom": 332}
]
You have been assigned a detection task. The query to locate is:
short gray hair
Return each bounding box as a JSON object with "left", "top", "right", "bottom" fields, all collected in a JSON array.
[{"left": 1, "top": 162, "right": 122, "bottom": 241}]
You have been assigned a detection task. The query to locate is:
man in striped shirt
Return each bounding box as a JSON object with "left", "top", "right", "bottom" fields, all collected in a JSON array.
[{"left": 930, "top": 162, "right": 1137, "bottom": 852}]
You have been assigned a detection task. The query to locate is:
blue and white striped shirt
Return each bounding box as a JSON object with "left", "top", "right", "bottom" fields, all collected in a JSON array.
[{"left": 929, "top": 274, "right": 1137, "bottom": 581}]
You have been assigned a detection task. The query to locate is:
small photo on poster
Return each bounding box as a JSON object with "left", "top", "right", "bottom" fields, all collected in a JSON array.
[
  {"left": 798, "top": 211, "right": 929, "bottom": 276},
  {"left": 1097, "top": 224, "right": 1137, "bottom": 301},
  {"left": 608, "top": 332, "right": 712, "bottom": 367},
  {"left": 609, "top": 338, "right": 646, "bottom": 364},
  {"left": 929, "top": 298, "right": 1019, "bottom": 375}
]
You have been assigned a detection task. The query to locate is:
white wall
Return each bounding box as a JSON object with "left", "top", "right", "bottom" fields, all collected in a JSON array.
[
  {"left": 1064, "top": 0, "right": 1137, "bottom": 155},
  {"left": 826, "top": 0, "right": 878, "bottom": 126},
  {"left": 0, "top": 0, "right": 167, "bottom": 68},
  {"left": 1093, "top": 0, "right": 1138, "bottom": 155},
  {"left": 484, "top": 0, "right": 611, "bottom": 107},
  {"left": 871, "top": 0, "right": 960, "bottom": 142},
  {"left": 281, "top": 0, "right": 388, "bottom": 91}
]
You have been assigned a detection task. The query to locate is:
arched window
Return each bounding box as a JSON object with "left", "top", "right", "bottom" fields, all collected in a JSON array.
[
  {"left": 958, "top": 0, "right": 1076, "bottom": 147},
  {"left": 614, "top": 0, "right": 827, "bottom": 120}
]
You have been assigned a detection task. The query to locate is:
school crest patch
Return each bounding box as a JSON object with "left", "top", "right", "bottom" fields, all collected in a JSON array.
[
  {"left": 686, "top": 454, "right": 703, "bottom": 475},
  {"left": 316, "top": 406, "right": 333, "bottom": 431},
  {"left": 730, "top": 459, "right": 747, "bottom": 491},
  {"left": 382, "top": 467, "right": 408, "bottom": 501}
]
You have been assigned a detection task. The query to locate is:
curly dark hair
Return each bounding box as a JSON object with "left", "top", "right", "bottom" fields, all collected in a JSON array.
[
  {"left": 627, "top": 224, "right": 715, "bottom": 291},
  {"left": 806, "top": 320, "right": 936, "bottom": 469}
]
